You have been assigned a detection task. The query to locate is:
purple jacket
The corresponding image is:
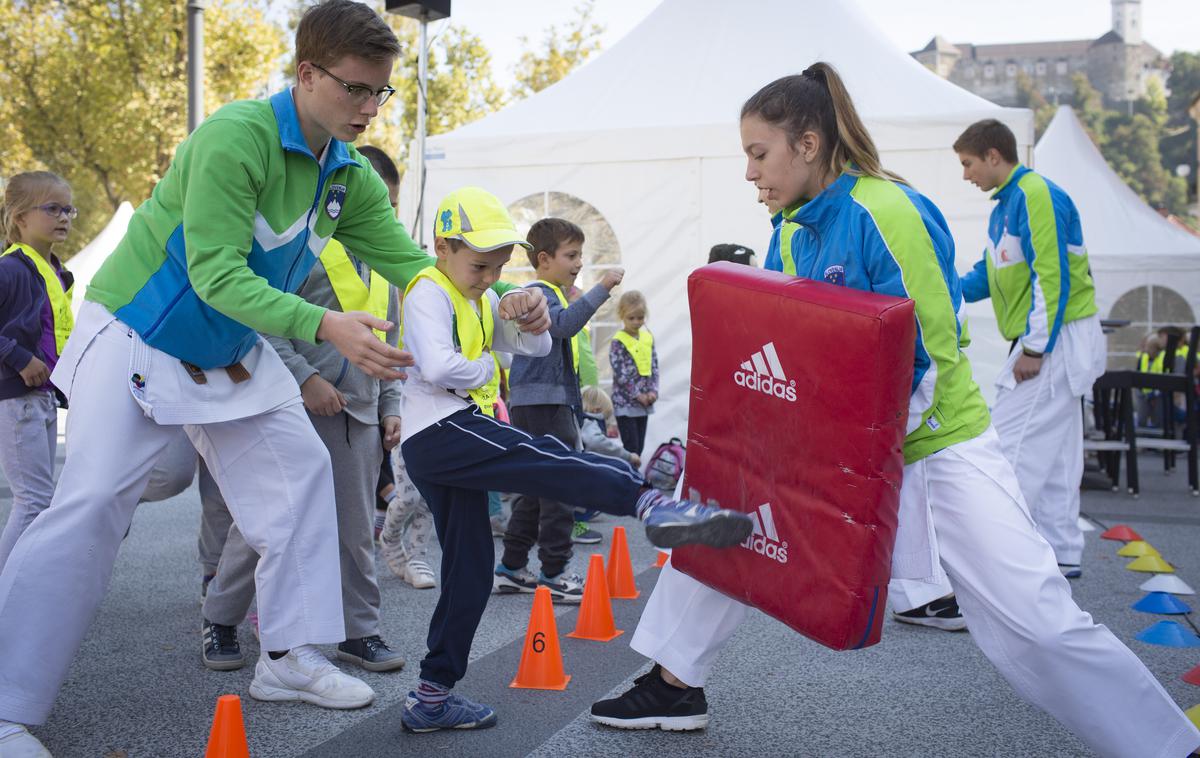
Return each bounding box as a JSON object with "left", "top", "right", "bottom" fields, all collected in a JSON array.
[{"left": 0, "top": 248, "right": 51, "bottom": 401}]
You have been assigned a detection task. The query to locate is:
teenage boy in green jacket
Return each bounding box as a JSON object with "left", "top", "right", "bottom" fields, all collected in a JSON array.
[{"left": 0, "top": 3, "right": 548, "bottom": 754}]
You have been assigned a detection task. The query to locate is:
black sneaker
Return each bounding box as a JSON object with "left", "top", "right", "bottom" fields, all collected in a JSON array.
[
  {"left": 892, "top": 595, "right": 968, "bottom": 632},
  {"left": 591, "top": 665, "right": 709, "bottom": 731},
  {"left": 202, "top": 619, "right": 245, "bottom": 671},
  {"left": 336, "top": 635, "right": 406, "bottom": 672},
  {"left": 538, "top": 571, "right": 584, "bottom": 603}
]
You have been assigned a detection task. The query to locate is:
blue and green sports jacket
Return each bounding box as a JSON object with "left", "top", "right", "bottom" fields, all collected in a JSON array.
[
  {"left": 87, "top": 89, "right": 434, "bottom": 369},
  {"left": 765, "top": 171, "right": 990, "bottom": 464},
  {"left": 959, "top": 164, "right": 1097, "bottom": 354}
]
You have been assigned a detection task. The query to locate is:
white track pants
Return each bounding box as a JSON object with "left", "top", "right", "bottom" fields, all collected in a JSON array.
[
  {"left": 630, "top": 427, "right": 1199, "bottom": 758},
  {"left": 991, "top": 316, "right": 1105, "bottom": 565},
  {"left": 0, "top": 320, "right": 345, "bottom": 725}
]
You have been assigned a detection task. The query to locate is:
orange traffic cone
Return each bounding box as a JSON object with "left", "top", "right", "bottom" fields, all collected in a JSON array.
[
  {"left": 204, "top": 695, "right": 249, "bottom": 758},
  {"left": 510, "top": 586, "right": 571, "bottom": 690},
  {"left": 606, "top": 526, "right": 640, "bottom": 599},
  {"left": 654, "top": 550, "right": 670, "bottom": 568},
  {"left": 568, "top": 554, "right": 623, "bottom": 642}
]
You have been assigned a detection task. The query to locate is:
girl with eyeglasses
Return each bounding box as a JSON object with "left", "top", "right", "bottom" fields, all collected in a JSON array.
[{"left": 0, "top": 171, "right": 77, "bottom": 570}]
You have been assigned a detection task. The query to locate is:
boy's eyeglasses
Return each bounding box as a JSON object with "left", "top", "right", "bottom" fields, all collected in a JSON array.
[
  {"left": 313, "top": 64, "right": 395, "bottom": 107},
  {"left": 37, "top": 203, "right": 78, "bottom": 220}
]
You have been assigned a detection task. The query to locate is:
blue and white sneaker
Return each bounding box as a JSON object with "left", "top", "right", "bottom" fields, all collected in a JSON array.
[
  {"left": 401, "top": 692, "right": 498, "bottom": 733},
  {"left": 638, "top": 491, "right": 754, "bottom": 549},
  {"left": 494, "top": 564, "right": 538, "bottom": 594}
]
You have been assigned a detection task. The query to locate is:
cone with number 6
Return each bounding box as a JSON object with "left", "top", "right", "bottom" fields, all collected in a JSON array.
[{"left": 510, "top": 586, "right": 570, "bottom": 690}]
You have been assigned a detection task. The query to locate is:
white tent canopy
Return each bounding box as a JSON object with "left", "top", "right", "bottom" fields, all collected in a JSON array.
[
  {"left": 68, "top": 201, "right": 133, "bottom": 313},
  {"left": 401, "top": 0, "right": 1033, "bottom": 449},
  {"left": 1034, "top": 106, "right": 1200, "bottom": 362}
]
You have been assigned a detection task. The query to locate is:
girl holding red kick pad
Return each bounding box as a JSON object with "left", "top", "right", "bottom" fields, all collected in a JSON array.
[{"left": 590, "top": 63, "right": 1200, "bottom": 758}]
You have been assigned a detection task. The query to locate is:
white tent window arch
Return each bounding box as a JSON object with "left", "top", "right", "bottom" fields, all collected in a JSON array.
[
  {"left": 505, "top": 191, "right": 623, "bottom": 388},
  {"left": 1107, "top": 286, "right": 1196, "bottom": 367}
]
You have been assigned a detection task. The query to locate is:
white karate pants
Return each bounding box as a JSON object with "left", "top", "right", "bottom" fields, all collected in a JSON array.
[
  {"left": 630, "top": 427, "right": 1199, "bottom": 758},
  {"left": 0, "top": 319, "right": 345, "bottom": 725}
]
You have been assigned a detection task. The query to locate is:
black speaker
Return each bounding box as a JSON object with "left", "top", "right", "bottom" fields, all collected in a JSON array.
[{"left": 384, "top": 0, "right": 450, "bottom": 20}]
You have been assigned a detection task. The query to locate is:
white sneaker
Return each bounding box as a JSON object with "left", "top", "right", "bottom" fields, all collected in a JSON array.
[
  {"left": 402, "top": 559, "right": 436, "bottom": 589},
  {"left": 248, "top": 645, "right": 375, "bottom": 709},
  {"left": 0, "top": 722, "right": 52, "bottom": 758}
]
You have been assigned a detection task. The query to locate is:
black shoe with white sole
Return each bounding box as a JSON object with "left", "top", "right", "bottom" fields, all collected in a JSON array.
[
  {"left": 591, "top": 665, "right": 709, "bottom": 731},
  {"left": 337, "top": 635, "right": 406, "bottom": 672},
  {"left": 202, "top": 618, "right": 245, "bottom": 671},
  {"left": 892, "top": 595, "right": 968, "bottom": 632}
]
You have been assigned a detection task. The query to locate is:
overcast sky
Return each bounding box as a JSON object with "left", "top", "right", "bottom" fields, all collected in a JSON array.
[{"left": 407, "top": 0, "right": 1197, "bottom": 87}]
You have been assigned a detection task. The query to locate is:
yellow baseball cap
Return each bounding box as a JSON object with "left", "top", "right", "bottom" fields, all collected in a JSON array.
[{"left": 434, "top": 187, "right": 532, "bottom": 252}]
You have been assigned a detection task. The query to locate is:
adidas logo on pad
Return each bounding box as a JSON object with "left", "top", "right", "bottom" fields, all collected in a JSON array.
[
  {"left": 740, "top": 503, "right": 789, "bottom": 563},
  {"left": 733, "top": 342, "right": 797, "bottom": 402}
]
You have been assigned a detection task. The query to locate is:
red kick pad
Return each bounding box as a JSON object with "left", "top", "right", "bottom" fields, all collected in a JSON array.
[{"left": 672, "top": 262, "right": 915, "bottom": 650}]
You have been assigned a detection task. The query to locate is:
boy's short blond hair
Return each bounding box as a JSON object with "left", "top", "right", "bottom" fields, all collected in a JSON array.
[{"left": 581, "top": 385, "right": 614, "bottom": 418}]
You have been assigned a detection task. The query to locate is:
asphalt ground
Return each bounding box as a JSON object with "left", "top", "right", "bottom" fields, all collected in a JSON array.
[{"left": 1, "top": 444, "right": 1198, "bottom": 757}]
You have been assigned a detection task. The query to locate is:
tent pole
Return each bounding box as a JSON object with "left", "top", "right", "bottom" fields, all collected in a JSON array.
[
  {"left": 416, "top": 12, "right": 428, "bottom": 247},
  {"left": 187, "top": 0, "right": 208, "bottom": 134}
]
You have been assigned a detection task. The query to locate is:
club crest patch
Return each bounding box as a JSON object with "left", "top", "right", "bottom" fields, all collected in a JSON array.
[
  {"left": 325, "top": 184, "right": 346, "bottom": 220},
  {"left": 823, "top": 264, "right": 846, "bottom": 286}
]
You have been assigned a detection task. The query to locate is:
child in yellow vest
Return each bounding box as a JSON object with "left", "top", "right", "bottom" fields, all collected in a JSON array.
[
  {"left": 0, "top": 171, "right": 75, "bottom": 570},
  {"left": 610, "top": 290, "right": 658, "bottom": 456},
  {"left": 396, "top": 186, "right": 752, "bottom": 733}
]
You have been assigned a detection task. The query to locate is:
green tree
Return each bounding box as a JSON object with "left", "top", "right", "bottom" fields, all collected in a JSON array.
[
  {"left": 510, "top": 0, "right": 604, "bottom": 99},
  {"left": 0, "top": 0, "right": 285, "bottom": 256},
  {"left": 1065, "top": 73, "right": 1189, "bottom": 215},
  {"left": 1162, "top": 51, "right": 1200, "bottom": 202},
  {"left": 1015, "top": 72, "right": 1056, "bottom": 139}
]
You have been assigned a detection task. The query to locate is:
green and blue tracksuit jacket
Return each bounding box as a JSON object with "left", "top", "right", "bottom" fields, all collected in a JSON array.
[
  {"left": 86, "top": 89, "right": 436, "bottom": 369},
  {"left": 764, "top": 171, "right": 990, "bottom": 464},
  {"left": 959, "top": 164, "right": 1097, "bottom": 354}
]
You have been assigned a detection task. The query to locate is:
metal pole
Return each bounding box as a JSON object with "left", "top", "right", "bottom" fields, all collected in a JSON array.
[
  {"left": 416, "top": 12, "right": 428, "bottom": 246},
  {"left": 187, "top": 0, "right": 208, "bottom": 133}
]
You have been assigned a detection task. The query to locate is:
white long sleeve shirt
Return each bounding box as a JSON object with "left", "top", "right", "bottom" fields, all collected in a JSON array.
[{"left": 399, "top": 279, "right": 550, "bottom": 443}]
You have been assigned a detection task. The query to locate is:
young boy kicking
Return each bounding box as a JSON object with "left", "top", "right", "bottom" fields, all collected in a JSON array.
[{"left": 397, "top": 187, "right": 753, "bottom": 732}]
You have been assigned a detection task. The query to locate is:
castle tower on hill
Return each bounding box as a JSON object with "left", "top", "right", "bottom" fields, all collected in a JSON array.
[{"left": 912, "top": 0, "right": 1166, "bottom": 108}]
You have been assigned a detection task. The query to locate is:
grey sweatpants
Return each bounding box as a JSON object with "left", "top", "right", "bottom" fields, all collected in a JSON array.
[
  {"left": 202, "top": 411, "right": 384, "bottom": 639},
  {"left": 0, "top": 391, "right": 57, "bottom": 571},
  {"left": 500, "top": 404, "right": 580, "bottom": 577}
]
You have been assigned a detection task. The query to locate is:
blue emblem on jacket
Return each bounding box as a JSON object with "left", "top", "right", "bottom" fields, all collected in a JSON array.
[
  {"left": 325, "top": 183, "right": 346, "bottom": 220},
  {"left": 823, "top": 264, "right": 846, "bottom": 286}
]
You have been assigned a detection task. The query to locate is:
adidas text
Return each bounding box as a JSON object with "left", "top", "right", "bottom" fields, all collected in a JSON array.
[
  {"left": 734, "top": 342, "right": 797, "bottom": 403},
  {"left": 739, "top": 503, "right": 789, "bottom": 564},
  {"left": 733, "top": 369, "right": 797, "bottom": 402}
]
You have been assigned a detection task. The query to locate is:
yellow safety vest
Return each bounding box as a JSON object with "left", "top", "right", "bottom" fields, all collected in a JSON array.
[
  {"left": 1150, "top": 345, "right": 1190, "bottom": 374},
  {"left": 402, "top": 265, "right": 500, "bottom": 416},
  {"left": 320, "top": 240, "right": 390, "bottom": 341},
  {"left": 614, "top": 328, "right": 653, "bottom": 376},
  {"left": 538, "top": 279, "right": 581, "bottom": 376},
  {"left": 2, "top": 243, "right": 73, "bottom": 353}
]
